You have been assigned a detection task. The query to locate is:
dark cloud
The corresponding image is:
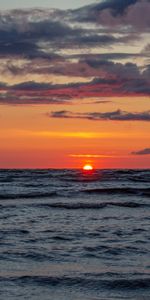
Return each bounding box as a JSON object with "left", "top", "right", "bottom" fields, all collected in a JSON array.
[
  {"left": 0, "top": 80, "right": 75, "bottom": 104},
  {"left": 72, "top": 52, "right": 148, "bottom": 61},
  {"left": 0, "top": 82, "right": 8, "bottom": 88},
  {"left": 0, "top": 41, "right": 40, "bottom": 58},
  {"left": 132, "top": 148, "right": 150, "bottom": 155},
  {"left": 96, "top": 0, "right": 138, "bottom": 14},
  {"left": 0, "top": 1, "right": 149, "bottom": 105},
  {"left": 75, "top": 34, "right": 118, "bottom": 46},
  {"left": 0, "top": 9, "right": 68, "bottom": 43},
  {"left": 11, "top": 81, "right": 54, "bottom": 91},
  {"left": 73, "top": 0, "right": 138, "bottom": 20},
  {"left": 0, "top": 21, "right": 128, "bottom": 60},
  {"left": 96, "top": 0, "right": 138, "bottom": 15},
  {"left": 50, "top": 109, "right": 150, "bottom": 121},
  {"left": 0, "top": 1, "right": 149, "bottom": 61},
  {"left": 73, "top": 0, "right": 150, "bottom": 31},
  {"left": 18, "top": 60, "right": 149, "bottom": 97},
  {"left": 0, "top": 60, "right": 150, "bottom": 105},
  {"left": 50, "top": 110, "right": 71, "bottom": 118},
  {"left": 0, "top": 16, "right": 82, "bottom": 58}
]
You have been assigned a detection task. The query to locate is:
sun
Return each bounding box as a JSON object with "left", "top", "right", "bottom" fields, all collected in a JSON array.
[{"left": 83, "top": 164, "right": 93, "bottom": 171}]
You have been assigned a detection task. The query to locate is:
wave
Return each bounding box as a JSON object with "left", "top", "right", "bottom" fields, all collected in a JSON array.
[
  {"left": 36, "top": 201, "right": 149, "bottom": 210},
  {"left": 0, "top": 191, "right": 58, "bottom": 200},
  {"left": 57, "top": 169, "right": 150, "bottom": 183},
  {"left": 1, "top": 169, "right": 149, "bottom": 184},
  {"left": 1, "top": 229, "right": 29, "bottom": 235},
  {"left": 0, "top": 186, "right": 150, "bottom": 200},
  {"left": 84, "top": 244, "right": 147, "bottom": 257},
  {"left": 1, "top": 274, "right": 150, "bottom": 290},
  {"left": 81, "top": 187, "right": 150, "bottom": 197},
  {"left": 1, "top": 251, "right": 54, "bottom": 262}
]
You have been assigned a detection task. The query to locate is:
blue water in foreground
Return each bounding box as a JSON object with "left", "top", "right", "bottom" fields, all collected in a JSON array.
[{"left": 0, "top": 169, "right": 150, "bottom": 300}]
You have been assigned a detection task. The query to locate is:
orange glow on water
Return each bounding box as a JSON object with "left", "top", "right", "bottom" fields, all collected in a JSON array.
[{"left": 83, "top": 164, "right": 93, "bottom": 171}]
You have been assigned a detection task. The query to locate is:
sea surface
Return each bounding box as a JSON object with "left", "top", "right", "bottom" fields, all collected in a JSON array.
[{"left": 0, "top": 169, "right": 150, "bottom": 300}]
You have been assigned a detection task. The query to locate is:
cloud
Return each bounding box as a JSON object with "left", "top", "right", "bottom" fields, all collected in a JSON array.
[
  {"left": 2, "top": 54, "right": 149, "bottom": 101},
  {"left": 0, "top": 19, "right": 130, "bottom": 62},
  {"left": 0, "top": 15, "right": 81, "bottom": 59},
  {"left": 74, "top": 0, "right": 150, "bottom": 31},
  {"left": 11, "top": 81, "right": 54, "bottom": 90},
  {"left": 73, "top": 52, "right": 149, "bottom": 61},
  {"left": 132, "top": 148, "right": 150, "bottom": 155},
  {"left": 0, "top": 1, "right": 149, "bottom": 62},
  {"left": 49, "top": 109, "right": 150, "bottom": 121},
  {"left": 0, "top": 60, "right": 150, "bottom": 105},
  {"left": 0, "top": 1, "right": 150, "bottom": 105},
  {"left": 0, "top": 82, "right": 7, "bottom": 88}
]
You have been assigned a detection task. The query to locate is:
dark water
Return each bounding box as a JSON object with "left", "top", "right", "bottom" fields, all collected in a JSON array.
[{"left": 0, "top": 169, "right": 150, "bottom": 300}]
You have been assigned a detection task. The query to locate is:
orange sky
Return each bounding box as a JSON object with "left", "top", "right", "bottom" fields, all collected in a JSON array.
[
  {"left": 0, "top": 1, "right": 150, "bottom": 168},
  {"left": 0, "top": 100, "right": 150, "bottom": 168}
]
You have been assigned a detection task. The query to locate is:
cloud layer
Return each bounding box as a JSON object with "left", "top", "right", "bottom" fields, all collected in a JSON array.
[
  {"left": 50, "top": 109, "right": 150, "bottom": 121},
  {"left": 74, "top": 0, "right": 150, "bottom": 30},
  {"left": 132, "top": 148, "right": 150, "bottom": 155},
  {"left": 0, "top": 0, "right": 150, "bottom": 105}
]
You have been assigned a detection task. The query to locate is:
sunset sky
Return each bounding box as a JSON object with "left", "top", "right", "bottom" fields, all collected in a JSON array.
[{"left": 0, "top": 0, "right": 150, "bottom": 168}]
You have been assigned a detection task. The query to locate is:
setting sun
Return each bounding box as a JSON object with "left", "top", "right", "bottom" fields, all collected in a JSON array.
[{"left": 83, "top": 164, "right": 93, "bottom": 171}]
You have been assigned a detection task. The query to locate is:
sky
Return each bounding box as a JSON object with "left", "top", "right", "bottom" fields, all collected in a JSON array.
[
  {"left": 0, "top": 0, "right": 150, "bottom": 169},
  {"left": 0, "top": 0, "right": 96, "bottom": 10}
]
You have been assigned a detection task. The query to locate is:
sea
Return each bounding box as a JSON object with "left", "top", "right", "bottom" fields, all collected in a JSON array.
[{"left": 0, "top": 169, "right": 150, "bottom": 300}]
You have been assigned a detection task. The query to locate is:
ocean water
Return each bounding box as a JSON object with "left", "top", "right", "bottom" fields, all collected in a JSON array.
[{"left": 0, "top": 169, "right": 150, "bottom": 300}]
